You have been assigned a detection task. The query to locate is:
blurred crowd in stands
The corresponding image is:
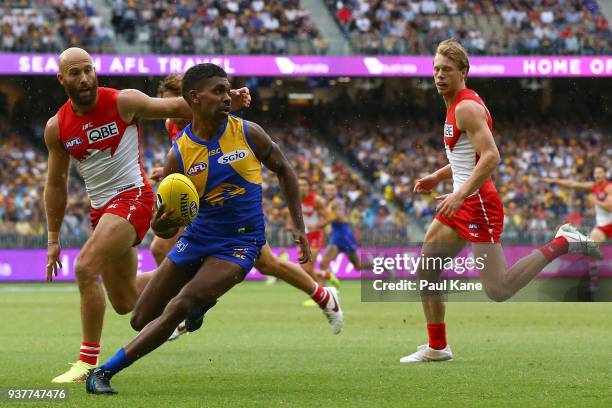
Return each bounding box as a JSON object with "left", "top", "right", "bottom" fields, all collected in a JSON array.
[
  {"left": 334, "top": 119, "right": 611, "bottom": 244},
  {"left": 3, "top": 0, "right": 611, "bottom": 55},
  {"left": 118, "top": 0, "right": 328, "bottom": 55},
  {"left": 1, "top": 0, "right": 114, "bottom": 53},
  {"left": 327, "top": 0, "right": 611, "bottom": 55},
  {"left": 1, "top": 102, "right": 609, "bottom": 248}
]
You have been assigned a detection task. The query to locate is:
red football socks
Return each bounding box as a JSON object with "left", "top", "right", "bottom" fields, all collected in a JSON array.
[
  {"left": 79, "top": 342, "right": 100, "bottom": 365},
  {"left": 539, "top": 237, "right": 569, "bottom": 262},
  {"left": 427, "top": 323, "right": 447, "bottom": 350},
  {"left": 310, "top": 285, "right": 328, "bottom": 308}
]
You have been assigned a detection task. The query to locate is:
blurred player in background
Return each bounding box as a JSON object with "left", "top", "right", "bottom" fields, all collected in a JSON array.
[
  {"left": 402, "top": 39, "right": 602, "bottom": 363},
  {"left": 543, "top": 165, "right": 611, "bottom": 292},
  {"left": 86, "top": 63, "right": 342, "bottom": 394},
  {"left": 318, "top": 183, "right": 371, "bottom": 280},
  {"left": 147, "top": 75, "right": 343, "bottom": 340},
  {"left": 45, "top": 48, "right": 250, "bottom": 383},
  {"left": 149, "top": 74, "right": 189, "bottom": 266},
  {"left": 299, "top": 177, "right": 340, "bottom": 306}
]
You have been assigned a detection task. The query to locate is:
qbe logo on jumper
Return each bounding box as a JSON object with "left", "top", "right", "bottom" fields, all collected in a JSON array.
[{"left": 87, "top": 122, "right": 119, "bottom": 143}]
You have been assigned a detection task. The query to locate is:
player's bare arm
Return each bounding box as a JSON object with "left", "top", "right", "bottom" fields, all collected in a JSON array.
[
  {"left": 311, "top": 196, "right": 330, "bottom": 230},
  {"left": 414, "top": 164, "right": 453, "bottom": 194},
  {"left": 436, "top": 100, "right": 500, "bottom": 218},
  {"left": 151, "top": 147, "right": 182, "bottom": 239},
  {"left": 541, "top": 177, "right": 594, "bottom": 191},
  {"left": 116, "top": 88, "right": 251, "bottom": 123},
  {"left": 321, "top": 199, "right": 343, "bottom": 229},
  {"left": 148, "top": 148, "right": 182, "bottom": 239},
  {"left": 43, "top": 115, "right": 70, "bottom": 281},
  {"left": 595, "top": 184, "right": 612, "bottom": 211},
  {"left": 247, "top": 121, "right": 311, "bottom": 264}
]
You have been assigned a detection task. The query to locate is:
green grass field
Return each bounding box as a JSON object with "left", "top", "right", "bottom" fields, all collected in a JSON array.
[{"left": 1, "top": 281, "right": 611, "bottom": 407}]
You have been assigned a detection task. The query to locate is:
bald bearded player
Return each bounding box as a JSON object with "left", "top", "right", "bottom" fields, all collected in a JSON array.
[{"left": 44, "top": 47, "right": 250, "bottom": 383}]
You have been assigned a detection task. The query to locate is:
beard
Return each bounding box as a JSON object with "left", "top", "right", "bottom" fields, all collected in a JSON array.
[{"left": 67, "top": 82, "right": 98, "bottom": 107}]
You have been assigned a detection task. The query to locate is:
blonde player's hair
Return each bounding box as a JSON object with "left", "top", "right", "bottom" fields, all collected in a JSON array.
[
  {"left": 158, "top": 73, "right": 182, "bottom": 97},
  {"left": 436, "top": 39, "right": 470, "bottom": 76}
]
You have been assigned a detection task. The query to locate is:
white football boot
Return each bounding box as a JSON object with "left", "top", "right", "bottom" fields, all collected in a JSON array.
[
  {"left": 555, "top": 224, "right": 603, "bottom": 260},
  {"left": 321, "top": 287, "right": 343, "bottom": 335},
  {"left": 400, "top": 344, "right": 453, "bottom": 363}
]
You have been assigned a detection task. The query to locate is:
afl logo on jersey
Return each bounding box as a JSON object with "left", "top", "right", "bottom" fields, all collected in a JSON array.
[
  {"left": 64, "top": 136, "right": 83, "bottom": 149},
  {"left": 218, "top": 150, "right": 249, "bottom": 165},
  {"left": 87, "top": 122, "right": 119, "bottom": 143},
  {"left": 187, "top": 162, "right": 208, "bottom": 176}
]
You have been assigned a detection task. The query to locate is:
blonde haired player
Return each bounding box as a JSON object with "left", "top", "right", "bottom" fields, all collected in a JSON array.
[
  {"left": 402, "top": 39, "right": 602, "bottom": 363},
  {"left": 543, "top": 165, "right": 611, "bottom": 293}
]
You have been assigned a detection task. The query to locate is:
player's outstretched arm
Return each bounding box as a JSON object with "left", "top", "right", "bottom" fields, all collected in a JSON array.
[
  {"left": 117, "top": 88, "right": 251, "bottom": 123},
  {"left": 43, "top": 116, "right": 70, "bottom": 281},
  {"left": 117, "top": 88, "right": 193, "bottom": 122},
  {"left": 246, "top": 121, "right": 311, "bottom": 263},
  {"left": 541, "top": 177, "right": 594, "bottom": 191}
]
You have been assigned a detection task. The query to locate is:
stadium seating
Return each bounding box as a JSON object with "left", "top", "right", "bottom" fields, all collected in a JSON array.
[
  {"left": 2, "top": 112, "right": 609, "bottom": 248},
  {"left": 3, "top": 0, "right": 610, "bottom": 55},
  {"left": 113, "top": 0, "right": 327, "bottom": 55},
  {"left": 326, "top": 0, "right": 612, "bottom": 55},
  {"left": 1, "top": 0, "right": 113, "bottom": 53},
  {"left": 333, "top": 118, "right": 612, "bottom": 243}
]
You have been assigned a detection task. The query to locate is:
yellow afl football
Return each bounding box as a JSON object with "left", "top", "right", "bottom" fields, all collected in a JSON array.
[{"left": 156, "top": 173, "right": 199, "bottom": 225}]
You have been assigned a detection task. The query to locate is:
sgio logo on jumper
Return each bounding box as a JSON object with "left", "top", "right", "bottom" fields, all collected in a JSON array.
[
  {"left": 218, "top": 150, "right": 249, "bottom": 164},
  {"left": 87, "top": 122, "right": 119, "bottom": 143}
]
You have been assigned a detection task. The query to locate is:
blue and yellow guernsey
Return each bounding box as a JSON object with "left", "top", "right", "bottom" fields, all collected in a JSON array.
[{"left": 172, "top": 115, "right": 265, "bottom": 242}]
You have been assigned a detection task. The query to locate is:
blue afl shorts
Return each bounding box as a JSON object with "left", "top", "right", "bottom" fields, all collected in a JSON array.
[
  {"left": 168, "top": 230, "right": 264, "bottom": 274},
  {"left": 330, "top": 230, "right": 357, "bottom": 255}
]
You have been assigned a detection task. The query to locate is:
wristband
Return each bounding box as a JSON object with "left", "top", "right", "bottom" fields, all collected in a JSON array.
[{"left": 48, "top": 231, "right": 60, "bottom": 241}]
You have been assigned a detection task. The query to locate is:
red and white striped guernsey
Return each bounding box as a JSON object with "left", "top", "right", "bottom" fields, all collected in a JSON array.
[
  {"left": 592, "top": 180, "right": 612, "bottom": 227},
  {"left": 302, "top": 191, "right": 321, "bottom": 233},
  {"left": 443, "top": 88, "right": 496, "bottom": 196},
  {"left": 57, "top": 87, "right": 151, "bottom": 209}
]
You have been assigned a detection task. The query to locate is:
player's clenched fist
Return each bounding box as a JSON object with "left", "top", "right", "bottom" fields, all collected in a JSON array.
[{"left": 230, "top": 87, "right": 251, "bottom": 111}]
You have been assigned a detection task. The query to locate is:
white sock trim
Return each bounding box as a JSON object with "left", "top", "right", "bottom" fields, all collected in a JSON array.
[{"left": 309, "top": 284, "right": 322, "bottom": 298}]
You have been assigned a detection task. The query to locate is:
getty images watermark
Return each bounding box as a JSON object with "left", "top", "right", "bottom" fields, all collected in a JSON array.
[
  {"left": 362, "top": 252, "right": 488, "bottom": 302},
  {"left": 359, "top": 245, "right": 611, "bottom": 302}
]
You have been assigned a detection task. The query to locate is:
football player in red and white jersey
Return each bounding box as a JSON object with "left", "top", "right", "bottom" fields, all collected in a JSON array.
[
  {"left": 149, "top": 74, "right": 189, "bottom": 266},
  {"left": 299, "top": 178, "right": 335, "bottom": 286},
  {"left": 44, "top": 48, "right": 250, "bottom": 382},
  {"left": 543, "top": 165, "right": 611, "bottom": 291},
  {"left": 402, "top": 40, "right": 603, "bottom": 363}
]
